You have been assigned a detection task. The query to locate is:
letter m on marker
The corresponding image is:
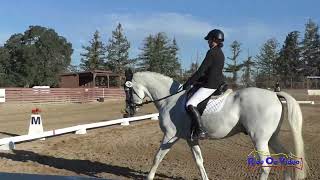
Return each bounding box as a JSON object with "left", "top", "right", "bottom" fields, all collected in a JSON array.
[{"left": 31, "top": 117, "right": 41, "bottom": 125}]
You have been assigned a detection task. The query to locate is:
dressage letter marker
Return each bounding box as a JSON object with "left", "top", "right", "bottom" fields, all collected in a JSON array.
[{"left": 28, "top": 109, "right": 45, "bottom": 140}]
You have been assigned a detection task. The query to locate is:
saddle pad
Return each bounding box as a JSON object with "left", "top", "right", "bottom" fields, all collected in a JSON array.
[{"left": 202, "top": 89, "right": 232, "bottom": 114}]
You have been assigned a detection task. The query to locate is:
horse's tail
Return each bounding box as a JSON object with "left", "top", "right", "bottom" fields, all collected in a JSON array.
[{"left": 276, "top": 91, "right": 308, "bottom": 179}]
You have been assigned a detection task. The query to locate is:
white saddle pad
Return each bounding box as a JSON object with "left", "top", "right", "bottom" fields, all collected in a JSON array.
[{"left": 202, "top": 89, "right": 232, "bottom": 114}]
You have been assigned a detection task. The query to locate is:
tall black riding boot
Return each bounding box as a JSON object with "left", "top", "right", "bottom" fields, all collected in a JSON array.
[{"left": 187, "top": 105, "right": 207, "bottom": 140}]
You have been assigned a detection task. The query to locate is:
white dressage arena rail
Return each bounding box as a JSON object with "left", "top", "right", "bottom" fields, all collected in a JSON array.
[
  {"left": 308, "top": 89, "right": 320, "bottom": 96},
  {"left": 0, "top": 113, "right": 159, "bottom": 150},
  {"left": 281, "top": 100, "right": 315, "bottom": 104}
]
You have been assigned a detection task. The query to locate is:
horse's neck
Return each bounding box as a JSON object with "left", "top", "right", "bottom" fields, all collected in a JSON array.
[{"left": 143, "top": 77, "right": 182, "bottom": 110}]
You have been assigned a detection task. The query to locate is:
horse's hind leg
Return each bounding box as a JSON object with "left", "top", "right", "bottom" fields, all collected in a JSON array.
[
  {"left": 187, "top": 140, "right": 209, "bottom": 180},
  {"left": 269, "top": 136, "right": 292, "bottom": 180},
  {"left": 147, "top": 135, "right": 179, "bottom": 180},
  {"left": 254, "top": 140, "right": 271, "bottom": 180}
]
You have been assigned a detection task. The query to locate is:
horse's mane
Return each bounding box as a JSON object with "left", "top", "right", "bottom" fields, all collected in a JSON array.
[
  {"left": 133, "top": 71, "right": 181, "bottom": 92},
  {"left": 134, "top": 71, "right": 176, "bottom": 84}
]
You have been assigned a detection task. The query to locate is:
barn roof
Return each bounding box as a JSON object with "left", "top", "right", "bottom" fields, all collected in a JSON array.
[{"left": 60, "top": 70, "right": 122, "bottom": 76}]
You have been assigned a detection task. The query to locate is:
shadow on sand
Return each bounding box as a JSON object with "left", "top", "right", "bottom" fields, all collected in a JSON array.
[
  {"left": 0, "top": 131, "right": 20, "bottom": 137},
  {"left": 0, "top": 150, "right": 183, "bottom": 180}
]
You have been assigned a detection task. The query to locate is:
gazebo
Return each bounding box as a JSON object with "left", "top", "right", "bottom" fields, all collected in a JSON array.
[{"left": 59, "top": 70, "right": 125, "bottom": 88}]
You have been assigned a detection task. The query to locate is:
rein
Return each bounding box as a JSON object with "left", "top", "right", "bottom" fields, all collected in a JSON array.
[{"left": 133, "top": 86, "right": 184, "bottom": 107}]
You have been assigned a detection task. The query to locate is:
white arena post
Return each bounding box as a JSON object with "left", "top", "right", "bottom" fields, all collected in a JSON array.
[{"left": 120, "top": 119, "right": 130, "bottom": 126}]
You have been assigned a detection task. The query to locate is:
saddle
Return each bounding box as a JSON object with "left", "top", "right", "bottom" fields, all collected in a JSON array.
[{"left": 186, "top": 82, "right": 229, "bottom": 115}]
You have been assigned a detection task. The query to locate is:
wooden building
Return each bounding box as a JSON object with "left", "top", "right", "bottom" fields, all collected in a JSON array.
[{"left": 59, "top": 70, "right": 125, "bottom": 88}]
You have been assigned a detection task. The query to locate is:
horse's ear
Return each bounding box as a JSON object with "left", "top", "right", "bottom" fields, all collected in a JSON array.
[{"left": 125, "top": 68, "right": 133, "bottom": 81}]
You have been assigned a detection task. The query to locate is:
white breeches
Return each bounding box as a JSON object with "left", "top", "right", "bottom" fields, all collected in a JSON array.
[{"left": 186, "top": 87, "right": 216, "bottom": 107}]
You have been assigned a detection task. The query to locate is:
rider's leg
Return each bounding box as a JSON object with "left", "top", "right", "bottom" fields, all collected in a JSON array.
[
  {"left": 186, "top": 88, "right": 216, "bottom": 107},
  {"left": 186, "top": 105, "right": 204, "bottom": 139},
  {"left": 186, "top": 88, "right": 215, "bottom": 140}
]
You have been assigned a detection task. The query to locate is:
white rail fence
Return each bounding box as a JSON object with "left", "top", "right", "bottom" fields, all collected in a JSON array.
[
  {"left": 308, "top": 89, "right": 320, "bottom": 96},
  {"left": 0, "top": 113, "right": 159, "bottom": 150},
  {"left": 281, "top": 100, "right": 315, "bottom": 104}
]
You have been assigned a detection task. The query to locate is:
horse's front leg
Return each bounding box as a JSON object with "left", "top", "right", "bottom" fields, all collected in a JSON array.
[
  {"left": 147, "top": 135, "right": 179, "bottom": 180},
  {"left": 187, "top": 140, "right": 209, "bottom": 180}
]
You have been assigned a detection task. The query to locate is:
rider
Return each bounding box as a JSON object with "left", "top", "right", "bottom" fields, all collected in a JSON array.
[{"left": 183, "top": 29, "right": 225, "bottom": 140}]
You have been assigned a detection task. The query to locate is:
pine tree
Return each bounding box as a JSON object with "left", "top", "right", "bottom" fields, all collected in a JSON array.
[
  {"left": 80, "top": 30, "right": 105, "bottom": 71},
  {"left": 138, "top": 32, "right": 181, "bottom": 78},
  {"left": 278, "top": 31, "right": 301, "bottom": 84},
  {"left": 241, "top": 55, "right": 255, "bottom": 87},
  {"left": 67, "top": 64, "right": 80, "bottom": 73},
  {"left": 137, "top": 35, "right": 154, "bottom": 71},
  {"left": 165, "top": 37, "right": 181, "bottom": 78},
  {"left": 188, "top": 62, "right": 199, "bottom": 74},
  {"left": 255, "top": 38, "right": 279, "bottom": 85},
  {"left": 153, "top": 33, "right": 169, "bottom": 73},
  {"left": 301, "top": 19, "right": 320, "bottom": 76},
  {"left": 106, "top": 23, "right": 133, "bottom": 74},
  {"left": 225, "top": 40, "right": 243, "bottom": 85}
]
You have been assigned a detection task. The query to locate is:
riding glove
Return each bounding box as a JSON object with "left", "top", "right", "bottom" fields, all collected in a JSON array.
[{"left": 182, "top": 82, "right": 190, "bottom": 90}]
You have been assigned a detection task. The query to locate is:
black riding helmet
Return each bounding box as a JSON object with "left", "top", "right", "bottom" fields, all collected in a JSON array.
[{"left": 204, "top": 29, "right": 224, "bottom": 42}]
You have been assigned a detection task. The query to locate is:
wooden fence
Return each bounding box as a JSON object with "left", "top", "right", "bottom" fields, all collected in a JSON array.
[{"left": 2, "top": 88, "right": 125, "bottom": 104}]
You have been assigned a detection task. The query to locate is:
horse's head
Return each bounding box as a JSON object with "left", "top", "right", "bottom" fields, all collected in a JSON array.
[
  {"left": 123, "top": 70, "right": 181, "bottom": 117},
  {"left": 123, "top": 69, "right": 148, "bottom": 117}
]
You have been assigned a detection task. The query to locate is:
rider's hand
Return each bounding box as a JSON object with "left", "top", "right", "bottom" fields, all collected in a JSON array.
[{"left": 182, "top": 83, "right": 189, "bottom": 90}]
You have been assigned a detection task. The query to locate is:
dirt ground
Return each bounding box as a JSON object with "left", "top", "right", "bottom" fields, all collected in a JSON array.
[{"left": 0, "top": 93, "right": 319, "bottom": 179}]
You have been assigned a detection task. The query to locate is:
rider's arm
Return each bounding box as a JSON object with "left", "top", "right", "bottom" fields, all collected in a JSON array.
[{"left": 184, "top": 50, "right": 213, "bottom": 87}]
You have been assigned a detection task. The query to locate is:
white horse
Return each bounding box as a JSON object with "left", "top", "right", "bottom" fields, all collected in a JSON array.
[{"left": 124, "top": 71, "right": 308, "bottom": 180}]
